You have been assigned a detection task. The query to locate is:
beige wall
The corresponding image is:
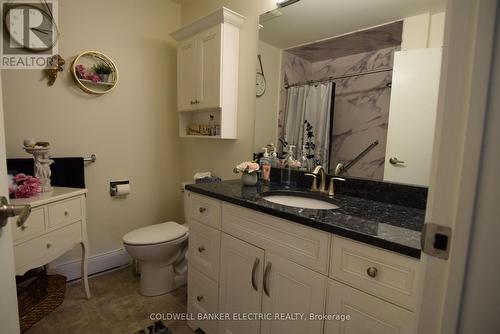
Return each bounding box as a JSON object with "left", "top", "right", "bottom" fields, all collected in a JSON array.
[
  {"left": 402, "top": 12, "right": 446, "bottom": 50},
  {"left": 178, "top": 0, "right": 276, "bottom": 181},
  {"left": 1, "top": 0, "right": 182, "bottom": 262},
  {"left": 254, "top": 40, "right": 281, "bottom": 152}
]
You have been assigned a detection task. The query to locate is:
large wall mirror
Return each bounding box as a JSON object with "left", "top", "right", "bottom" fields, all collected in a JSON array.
[{"left": 254, "top": 0, "right": 446, "bottom": 187}]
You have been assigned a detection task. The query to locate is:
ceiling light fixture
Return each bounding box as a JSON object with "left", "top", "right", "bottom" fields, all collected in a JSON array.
[{"left": 276, "top": 0, "right": 300, "bottom": 8}]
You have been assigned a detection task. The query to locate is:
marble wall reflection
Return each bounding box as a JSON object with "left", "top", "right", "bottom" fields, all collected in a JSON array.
[{"left": 279, "top": 46, "right": 399, "bottom": 180}]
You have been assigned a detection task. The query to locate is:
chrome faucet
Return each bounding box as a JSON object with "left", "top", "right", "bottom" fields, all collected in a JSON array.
[{"left": 305, "top": 166, "right": 327, "bottom": 193}]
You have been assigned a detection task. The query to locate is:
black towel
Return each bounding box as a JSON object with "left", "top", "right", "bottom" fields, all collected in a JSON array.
[{"left": 7, "top": 157, "right": 86, "bottom": 188}]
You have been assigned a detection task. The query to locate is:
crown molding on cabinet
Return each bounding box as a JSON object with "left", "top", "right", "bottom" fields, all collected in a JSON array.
[{"left": 171, "top": 7, "right": 246, "bottom": 41}]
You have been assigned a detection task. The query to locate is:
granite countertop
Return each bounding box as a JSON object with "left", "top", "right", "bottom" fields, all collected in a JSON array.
[{"left": 186, "top": 180, "right": 425, "bottom": 258}]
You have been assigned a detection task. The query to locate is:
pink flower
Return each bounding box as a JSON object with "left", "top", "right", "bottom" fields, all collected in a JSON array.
[
  {"left": 75, "top": 64, "right": 86, "bottom": 79},
  {"left": 13, "top": 173, "right": 41, "bottom": 198},
  {"left": 234, "top": 161, "right": 260, "bottom": 174},
  {"left": 14, "top": 173, "right": 27, "bottom": 183},
  {"left": 90, "top": 74, "right": 101, "bottom": 83}
]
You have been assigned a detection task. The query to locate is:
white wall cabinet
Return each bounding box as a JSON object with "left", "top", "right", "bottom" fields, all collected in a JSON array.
[
  {"left": 177, "top": 36, "right": 198, "bottom": 111},
  {"left": 185, "top": 192, "right": 421, "bottom": 334},
  {"left": 171, "top": 7, "right": 245, "bottom": 139},
  {"left": 384, "top": 48, "right": 443, "bottom": 186}
]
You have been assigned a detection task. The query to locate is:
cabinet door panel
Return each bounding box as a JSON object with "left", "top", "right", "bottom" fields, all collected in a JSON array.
[
  {"left": 197, "top": 25, "right": 221, "bottom": 110},
  {"left": 384, "top": 48, "right": 442, "bottom": 186},
  {"left": 261, "top": 253, "right": 326, "bottom": 334},
  {"left": 325, "top": 280, "right": 415, "bottom": 334},
  {"left": 219, "top": 234, "right": 264, "bottom": 334},
  {"left": 178, "top": 36, "right": 197, "bottom": 111}
]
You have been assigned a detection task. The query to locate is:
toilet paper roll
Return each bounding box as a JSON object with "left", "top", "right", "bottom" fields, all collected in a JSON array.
[{"left": 114, "top": 183, "right": 130, "bottom": 196}]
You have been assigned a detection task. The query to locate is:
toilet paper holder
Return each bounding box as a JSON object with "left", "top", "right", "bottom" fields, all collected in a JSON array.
[{"left": 110, "top": 180, "right": 130, "bottom": 197}]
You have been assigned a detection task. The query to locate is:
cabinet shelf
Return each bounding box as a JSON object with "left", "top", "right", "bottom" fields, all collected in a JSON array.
[{"left": 180, "top": 135, "right": 222, "bottom": 139}]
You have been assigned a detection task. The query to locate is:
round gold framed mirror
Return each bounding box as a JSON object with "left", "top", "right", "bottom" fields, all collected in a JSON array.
[{"left": 71, "top": 51, "right": 118, "bottom": 95}]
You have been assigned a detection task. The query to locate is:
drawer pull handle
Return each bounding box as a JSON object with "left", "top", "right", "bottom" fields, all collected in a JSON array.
[
  {"left": 263, "top": 262, "right": 272, "bottom": 297},
  {"left": 366, "top": 267, "right": 378, "bottom": 278},
  {"left": 251, "top": 258, "right": 260, "bottom": 292},
  {"left": 64, "top": 210, "right": 69, "bottom": 216},
  {"left": 199, "top": 207, "right": 206, "bottom": 213},
  {"left": 198, "top": 246, "right": 206, "bottom": 253},
  {"left": 46, "top": 242, "right": 53, "bottom": 249},
  {"left": 196, "top": 295, "right": 204, "bottom": 302}
]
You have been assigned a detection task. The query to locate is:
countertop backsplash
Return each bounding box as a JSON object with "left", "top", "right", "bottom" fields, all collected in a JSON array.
[{"left": 269, "top": 168, "right": 428, "bottom": 210}]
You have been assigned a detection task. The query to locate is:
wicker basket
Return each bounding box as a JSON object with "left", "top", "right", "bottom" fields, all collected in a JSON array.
[{"left": 18, "top": 274, "right": 66, "bottom": 333}]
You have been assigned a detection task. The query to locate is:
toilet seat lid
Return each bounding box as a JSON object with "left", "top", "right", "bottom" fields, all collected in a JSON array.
[{"left": 123, "top": 221, "right": 188, "bottom": 245}]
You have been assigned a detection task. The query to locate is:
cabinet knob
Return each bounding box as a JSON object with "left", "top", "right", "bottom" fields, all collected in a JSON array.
[
  {"left": 366, "top": 267, "right": 378, "bottom": 278},
  {"left": 64, "top": 210, "right": 69, "bottom": 216},
  {"left": 46, "top": 242, "right": 53, "bottom": 249},
  {"left": 198, "top": 246, "right": 206, "bottom": 253},
  {"left": 190, "top": 100, "right": 195, "bottom": 105},
  {"left": 196, "top": 295, "right": 204, "bottom": 302},
  {"left": 199, "top": 207, "right": 206, "bottom": 213}
]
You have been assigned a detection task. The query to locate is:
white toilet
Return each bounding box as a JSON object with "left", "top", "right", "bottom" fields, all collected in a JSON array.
[{"left": 123, "top": 221, "right": 188, "bottom": 296}]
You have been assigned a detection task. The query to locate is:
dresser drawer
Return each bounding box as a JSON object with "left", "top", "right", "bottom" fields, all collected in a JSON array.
[
  {"left": 189, "top": 193, "right": 221, "bottom": 229},
  {"left": 325, "top": 279, "right": 416, "bottom": 334},
  {"left": 330, "top": 236, "right": 421, "bottom": 310},
  {"left": 47, "top": 196, "right": 83, "bottom": 229},
  {"left": 12, "top": 207, "right": 45, "bottom": 244},
  {"left": 187, "top": 267, "right": 218, "bottom": 334},
  {"left": 14, "top": 221, "right": 82, "bottom": 275},
  {"left": 222, "top": 202, "right": 331, "bottom": 274},
  {"left": 188, "top": 220, "right": 221, "bottom": 282}
]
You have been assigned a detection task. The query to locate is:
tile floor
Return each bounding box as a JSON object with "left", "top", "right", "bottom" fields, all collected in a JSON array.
[{"left": 26, "top": 267, "right": 196, "bottom": 334}]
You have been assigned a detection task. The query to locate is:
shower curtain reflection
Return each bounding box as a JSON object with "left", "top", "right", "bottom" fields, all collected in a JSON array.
[{"left": 281, "top": 82, "right": 334, "bottom": 170}]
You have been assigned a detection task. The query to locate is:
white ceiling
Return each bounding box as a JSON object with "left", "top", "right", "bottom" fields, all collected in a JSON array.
[{"left": 259, "top": 0, "right": 446, "bottom": 49}]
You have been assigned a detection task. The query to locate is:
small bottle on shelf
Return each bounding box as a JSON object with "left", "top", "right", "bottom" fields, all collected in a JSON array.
[{"left": 209, "top": 114, "right": 215, "bottom": 136}]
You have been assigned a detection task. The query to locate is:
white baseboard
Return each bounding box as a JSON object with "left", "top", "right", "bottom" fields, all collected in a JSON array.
[{"left": 48, "top": 248, "right": 131, "bottom": 281}]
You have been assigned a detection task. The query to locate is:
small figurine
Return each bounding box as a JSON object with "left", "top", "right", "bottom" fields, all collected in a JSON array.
[{"left": 45, "top": 54, "right": 65, "bottom": 86}]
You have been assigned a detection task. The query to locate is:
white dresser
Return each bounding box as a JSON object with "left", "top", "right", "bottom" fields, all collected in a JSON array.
[{"left": 10, "top": 187, "right": 91, "bottom": 299}]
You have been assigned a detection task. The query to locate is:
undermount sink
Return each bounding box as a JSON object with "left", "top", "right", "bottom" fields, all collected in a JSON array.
[{"left": 262, "top": 193, "right": 339, "bottom": 210}]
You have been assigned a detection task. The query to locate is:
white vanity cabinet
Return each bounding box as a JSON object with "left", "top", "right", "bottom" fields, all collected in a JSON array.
[
  {"left": 171, "top": 7, "right": 245, "bottom": 139},
  {"left": 185, "top": 192, "right": 421, "bottom": 334},
  {"left": 10, "top": 187, "right": 91, "bottom": 299}
]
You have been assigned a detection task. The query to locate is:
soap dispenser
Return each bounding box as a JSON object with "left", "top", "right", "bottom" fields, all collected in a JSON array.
[
  {"left": 299, "top": 145, "right": 309, "bottom": 171},
  {"left": 259, "top": 147, "right": 271, "bottom": 184},
  {"left": 281, "top": 145, "right": 296, "bottom": 187},
  {"left": 269, "top": 143, "right": 278, "bottom": 168}
]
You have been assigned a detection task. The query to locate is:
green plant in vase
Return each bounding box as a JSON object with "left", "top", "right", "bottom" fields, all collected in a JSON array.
[{"left": 92, "top": 62, "right": 112, "bottom": 82}]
